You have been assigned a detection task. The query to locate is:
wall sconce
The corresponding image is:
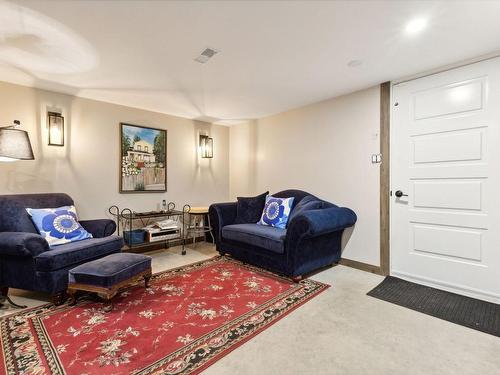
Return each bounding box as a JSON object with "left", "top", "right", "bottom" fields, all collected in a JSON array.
[
  {"left": 199, "top": 134, "right": 213, "bottom": 158},
  {"left": 48, "top": 112, "right": 64, "bottom": 146}
]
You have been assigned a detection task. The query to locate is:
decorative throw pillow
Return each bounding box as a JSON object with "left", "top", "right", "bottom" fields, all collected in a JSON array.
[
  {"left": 258, "top": 195, "right": 295, "bottom": 229},
  {"left": 234, "top": 191, "right": 269, "bottom": 224},
  {"left": 288, "top": 195, "right": 325, "bottom": 223},
  {"left": 26, "top": 205, "right": 93, "bottom": 248}
]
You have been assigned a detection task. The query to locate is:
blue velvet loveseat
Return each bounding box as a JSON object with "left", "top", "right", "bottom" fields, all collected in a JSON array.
[
  {"left": 209, "top": 190, "right": 357, "bottom": 280},
  {"left": 0, "top": 193, "right": 123, "bottom": 304}
]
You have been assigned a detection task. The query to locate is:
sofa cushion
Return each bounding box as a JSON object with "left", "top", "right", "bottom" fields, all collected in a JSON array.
[
  {"left": 69, "top": 253, "right": 151, "bottom": 288},
  {"left": 222, "top": 223, "right": 286, "bottom": 254},
  {"left": 34, "top": 236, "right": 123, "bottom": 272},
  {"left": 234, "top": 191, "right": 269, "bottom": 224},
  {"left": 289, "top": 195, "right": 325, "bottom": 222}
]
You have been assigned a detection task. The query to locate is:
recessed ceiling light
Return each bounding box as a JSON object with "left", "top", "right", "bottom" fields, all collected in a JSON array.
[
  {"left": 347, "top": 60, "right": 362, "bottom": 68},
  {"left": 405, "top": 17, "right": 428, "bottom": 35}
]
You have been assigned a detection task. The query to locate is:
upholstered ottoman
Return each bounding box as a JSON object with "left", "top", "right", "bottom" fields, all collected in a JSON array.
[{"left": 67, "top": 253, "right": 152, "bottom": 310}]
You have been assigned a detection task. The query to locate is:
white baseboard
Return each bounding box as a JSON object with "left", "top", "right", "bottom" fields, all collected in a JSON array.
[{"left": 391, "top": 270, "right": 500, "bottom": 304}]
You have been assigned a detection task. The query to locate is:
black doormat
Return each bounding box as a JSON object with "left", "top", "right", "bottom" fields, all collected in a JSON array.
[{"left": 367, "top": 276, "right": 500, "bottom": 337}]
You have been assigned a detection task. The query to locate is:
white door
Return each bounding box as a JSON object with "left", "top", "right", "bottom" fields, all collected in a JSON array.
[{"left": 391, "top": 57, "right": 500, "bottom": 303}]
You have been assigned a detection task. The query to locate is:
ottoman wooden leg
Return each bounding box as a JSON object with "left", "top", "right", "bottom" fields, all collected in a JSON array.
[
  {"left": 98, "top": 290, "right": 116, "bottom": 313},
  {"left": 51, "top": 292, "right": 66, "bottom": 306},
  {"left": 144, "top": 273, "right": 152, "bottom": 288},
  {"left": 67, "top": 289, "right": 77, "bottom": 306},
  {"left": 102, "top": 300, "right": 113, "bottom": 313}
]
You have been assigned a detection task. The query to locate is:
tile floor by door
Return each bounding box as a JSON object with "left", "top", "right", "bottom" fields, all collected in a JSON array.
[{"left": 2, "top": 242, "right": 499, "bottom": 375}]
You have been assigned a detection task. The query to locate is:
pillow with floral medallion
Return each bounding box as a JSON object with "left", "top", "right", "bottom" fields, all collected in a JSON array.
[
  {"left": 26, "top": 205, "right": 93, "bottom": 248},
  {"left": 257, "top": 195, "right": 295, "bottom": 229}
]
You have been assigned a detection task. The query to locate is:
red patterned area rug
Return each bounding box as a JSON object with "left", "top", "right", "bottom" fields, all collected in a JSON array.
[{"left": 0, "top": 256, "right": 329, "bottom": 374}]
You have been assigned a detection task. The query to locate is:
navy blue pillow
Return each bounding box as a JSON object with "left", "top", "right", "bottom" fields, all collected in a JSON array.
[
  {"left": 289, "top": 195, "right": 324, "bottom": 223},
  {"left": 234, "top": 191, "right": 269, "bottom": 224}
]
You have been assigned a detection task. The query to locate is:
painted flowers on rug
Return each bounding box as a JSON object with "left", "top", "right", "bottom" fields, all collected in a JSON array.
[
  {"left": 98, "top": 338, "right": 136, "bottom": 366},
  {"left": 176, "top": 334, "right": 194, "bottom": 344},
  {"left": 243, "top": 276, "right": 272, "bottom": 293},
  {"left": 66, "top": 307, "right": 109, "bottom": 336},
  {"left": 139, "top": 309, "right": 165, "bottom": 319},
  {"left": 161, "top": 283, "right": 185, "bottom": 296},
  {"left": 211, "top": 266, "right": 234, "bottom": 281},
  {"left": 186, "top": 302, "right": 217, "bottom": 320},
  {"left": 205, "top": 284, "right": 224, "bottom": 291},
  {"left": 185, "top": 301, "right": 236, "bottom": 321},
  {"left": 95, "top": 327, "right": 140, "bottom": 367}
]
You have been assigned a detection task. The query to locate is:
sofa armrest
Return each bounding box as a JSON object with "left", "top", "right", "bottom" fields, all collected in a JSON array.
[
  {"left": 0, "top": 232, "right": 49, "bottom": 257},
  {"left": 283, "top": 207, "right": 356, "bottom": 277},
  {"left": 79, "top": 219, "right": 116, "bottom": 238},
  {"left": 209, "top": 202, "right": 237, "bottom": 245},
  {"left": 287, "top": 206, "right": 357, "bottom": 239}
]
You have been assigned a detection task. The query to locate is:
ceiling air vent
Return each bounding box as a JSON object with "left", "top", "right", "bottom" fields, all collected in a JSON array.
[{"left": 194, "top": 47, "right": 219, "bottom": 64}]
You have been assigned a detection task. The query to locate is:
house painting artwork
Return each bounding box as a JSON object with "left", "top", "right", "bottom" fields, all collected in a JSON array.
[{"left": 120, "top": 123, "right": 166, "bottom": 192}]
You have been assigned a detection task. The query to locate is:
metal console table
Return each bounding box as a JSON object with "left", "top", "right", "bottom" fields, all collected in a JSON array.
[{"left": 109, "top": 203, "right": 191, "bottom": 255}]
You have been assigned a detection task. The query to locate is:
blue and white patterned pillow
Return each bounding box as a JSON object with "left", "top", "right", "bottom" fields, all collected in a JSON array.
[
  {"left": 258, "top": 195, "right": 295, "bottom": 229},
  {"left": 26, "top": 205, "right": 92, "bottom": 248}
]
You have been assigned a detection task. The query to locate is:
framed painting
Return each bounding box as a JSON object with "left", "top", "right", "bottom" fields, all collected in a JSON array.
[{"left": 120, "top": 123, "right": 167, "bottom": 193}]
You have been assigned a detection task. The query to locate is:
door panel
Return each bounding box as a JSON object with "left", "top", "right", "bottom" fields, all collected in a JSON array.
[
  {"left": 412, "top": 130, "right": 483, "bottom": 164},
  {"left": 413, "top": 79, "right": 484, "bottom": 120},
  {"left": 412, "top": 224, "right": 482, "bottom": 262},
  {"left": 391, "top": 58, "right": 500, "bottom": 303},
  {"left": 409, "top": 211, "right": 489, "bottom": 229},
  {"left": 413, "top": 180, "right": 482, "bottom": 210}
]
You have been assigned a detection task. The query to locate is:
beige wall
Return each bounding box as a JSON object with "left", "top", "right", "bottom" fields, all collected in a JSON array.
[
  {"left": 229, "top": 120, "right": 258, "bottom": 198},
  {"left": 1, "top": 80, "right": 380, "bottom": 266},
  {"left": 0, "top": 81, "right": 230, "bottom": 220},
  {"left": 229, "top": 86, "right": 381, "bottom": 266}
]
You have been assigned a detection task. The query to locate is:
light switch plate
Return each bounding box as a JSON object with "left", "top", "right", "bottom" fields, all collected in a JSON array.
[{"left": 371, "top": 154, "right": 382, "bottom": 164}]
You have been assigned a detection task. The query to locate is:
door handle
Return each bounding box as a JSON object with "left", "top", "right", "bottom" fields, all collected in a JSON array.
[{"left": 395, "top": 190, "right": 408, "bottom": 198}]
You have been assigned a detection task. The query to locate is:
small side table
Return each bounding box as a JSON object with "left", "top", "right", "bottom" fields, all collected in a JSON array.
[{"left": 186, "top": 206, "right": 214, "bottom": 247}]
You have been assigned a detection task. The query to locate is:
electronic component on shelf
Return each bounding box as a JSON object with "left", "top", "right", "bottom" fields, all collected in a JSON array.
[
  {"left": 144, "top": 227, "right": 181, "bottom": 242},
  {"left": 153, "top": 219, "right": 178, "bottom": 230},
  {"left": 108, "top": 203, "right": 188, "bottom": 255}
]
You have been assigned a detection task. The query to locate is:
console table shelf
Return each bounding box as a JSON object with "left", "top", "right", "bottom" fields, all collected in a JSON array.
[{"left": 108, "top": 203, "right": 191, "bottom": 255}]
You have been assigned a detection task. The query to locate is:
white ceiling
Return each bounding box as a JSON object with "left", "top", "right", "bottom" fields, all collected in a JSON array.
[{"left": 1, "top": 0, "right": 500, "bottom": 124}]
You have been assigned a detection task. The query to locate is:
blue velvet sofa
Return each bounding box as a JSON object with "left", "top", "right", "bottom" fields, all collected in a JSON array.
[
  {"left": 209, "top": 190, "right": 357, "bottom": 280},
  {"left": 0, "top": 193, "right": 123, "bottom": 304}
]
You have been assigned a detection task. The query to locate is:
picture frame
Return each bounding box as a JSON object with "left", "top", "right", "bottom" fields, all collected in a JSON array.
[{"left": 120, "top": 123, "right": 167, "bottom": 193}]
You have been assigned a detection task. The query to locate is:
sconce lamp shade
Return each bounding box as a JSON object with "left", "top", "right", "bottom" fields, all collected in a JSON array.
[
  {"left": 48, "top": 112, "right": 64, "bottom": 146},
  {"left": 0, "top": 128, "right": 35, "bottom": 161},
  {"left": 199, "top": 134, "right": 213, "bottom": 158}
]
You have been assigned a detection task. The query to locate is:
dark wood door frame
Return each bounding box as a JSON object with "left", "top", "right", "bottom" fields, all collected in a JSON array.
[
  {"left": 339, "top": 82, "right": 391, "bottom": 276},
  {"left": 379, "top": 82, "right": 391, "bottom": 276}
]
